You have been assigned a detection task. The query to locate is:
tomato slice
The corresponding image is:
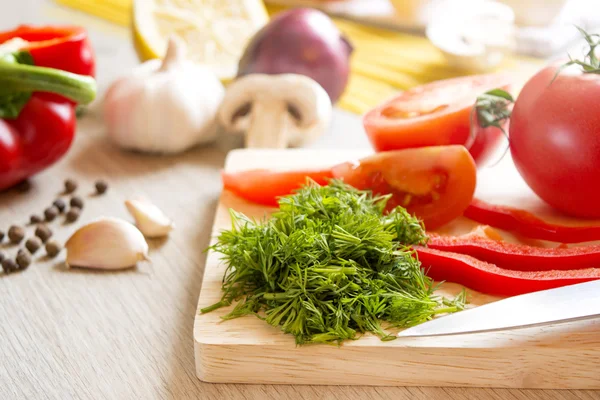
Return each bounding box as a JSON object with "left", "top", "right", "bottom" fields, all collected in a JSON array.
[
  {"left": 362, "top": 73, "right": 511, "bottom": 165},
  {"left": 331, "top": 146, "right": 477, "bottom": 229},
  {"left": 221, "top": 168, "right": 334, "bottom": 207},
  {"left": 222, "top": 146, "right": 476, "bottom": 229}
]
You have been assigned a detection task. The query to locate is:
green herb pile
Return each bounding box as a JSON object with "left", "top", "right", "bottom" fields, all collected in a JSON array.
[{"left": 201, "top": 180, "right": 465, "bottom": 345}]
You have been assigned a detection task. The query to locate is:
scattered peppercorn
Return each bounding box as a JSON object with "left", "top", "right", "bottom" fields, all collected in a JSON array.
[
  {"left": 8, "top": 225, "right": 25, "bottom": 244},
  {"left": 0, "top": 230, "right": 4, "bottom": 243},
  {"left": 2, "top": 259, "right": 18, "bottom": 273},
  {"left": 35, "top": 225, "right": 53, "bottom": 243},
  {"left": 66, "top": 207, "right": 81, "bottom": 223},
  {"left": 95, "top": 180, "right": 108, "bottom": 195},
  {"left": 64, "top": 179, "right": 78, "bottom": 194},
  {"left": 44, "top": 206, "right": 59, "bottom": 222},
  {"left": 30, "top": 214, "right": 43, "bottom": 224},
  {"left": 45, "top": 241, "right": 62, "bottom": 258},
  {"left": 16, "top": 250, "right": 31, "bottom": 270},
  {"left": 25, "top": 237, "right": 42, "bottom": 254},
  {"left": 70, "top": 196, "right": 84, "bottom": 209},
  {"left": 53, "top": 199, "right": 67, "bottom": 213},
  {"left": 0, "top": 251, "right": 5, "bottom": 263}
]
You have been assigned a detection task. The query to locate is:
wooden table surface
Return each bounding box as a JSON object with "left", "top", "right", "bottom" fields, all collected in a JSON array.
[{"left": 1, "top": 1, "right": 599, "bottom": 399}]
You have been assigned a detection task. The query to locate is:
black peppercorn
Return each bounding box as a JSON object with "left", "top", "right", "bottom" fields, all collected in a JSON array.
[
  {"left": 0, "top": 230, "right": 4, "bottom": 243},
  {"left": 66, "top": 207, "right": 81, "bottom": 223},
  {"left": 45, "top": 241, "right": 62, "bottom": 258},
  {"left": 30, "top": 214, "right": 43, "bottom": 224},
  {"left": 70, "top": 196, "right": 84, "bottom": 209},
  {"left": 64, "top": 179, "right": 78, "bottom": 194},
  {"left": 52, "top": 199, "right": 67, "bottom": 213},
  {"left": 35, "top": 225, "right": 53, "bottom": 243},
  {"left": 8, "top": 225, "right": 25, "bottom": 244},
  {"left": 25, "top": 237, "right": 42, "bottom": 254},
  {"left": 16, "top": 250, "right": 31, "bottom": 270},
  {"left": 95, "top": 180, "right": 108, "bottom": 195},
  {"left": 2, "top": 259, "right": 18, "bottom": 273},
  {"left": 44, "top": 206, "right": 59, "bottom": 222}
]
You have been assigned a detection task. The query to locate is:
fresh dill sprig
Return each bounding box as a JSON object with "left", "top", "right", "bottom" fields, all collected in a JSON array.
[{"left": 201, "top": 179, "right": 466, "bottom": 345}]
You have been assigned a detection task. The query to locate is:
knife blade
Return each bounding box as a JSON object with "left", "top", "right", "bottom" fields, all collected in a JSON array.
[{"left": 398, "top": 279, "right": 600, "bottom": 337}]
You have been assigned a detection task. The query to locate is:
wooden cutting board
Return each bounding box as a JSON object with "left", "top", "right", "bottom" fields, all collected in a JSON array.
[{"left": 193, "top": 148, "right": 600, "bottom": 389}]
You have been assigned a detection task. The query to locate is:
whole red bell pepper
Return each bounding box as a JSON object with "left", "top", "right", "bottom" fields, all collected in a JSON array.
[
  {"left": 464, "top": 198, "right": 600, "bottom": 243},
  {"left": 414, "top": 246, "right": 600, "bottom": 297},
  {"left": 0, "top": 26, "right": 96, "bottom": 191},
  {"left": 426, "top": 233, "right": 600, "bottom": 272}
]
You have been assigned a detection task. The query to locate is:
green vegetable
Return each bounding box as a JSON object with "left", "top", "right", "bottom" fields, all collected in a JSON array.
[
  {"left": 0, "top": 50, "right": 96, "bottom": 119},
  {"left": 202, "top": 180, "right": 466, "bottom": 345}
]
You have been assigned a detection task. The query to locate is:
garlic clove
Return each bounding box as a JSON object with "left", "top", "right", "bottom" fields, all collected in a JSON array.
[
  {"left": 125, "top": 198, "right": 174, "bottom": 238},
  {"left": 65, "top": 217, "right": 149, "bottom": 270}
]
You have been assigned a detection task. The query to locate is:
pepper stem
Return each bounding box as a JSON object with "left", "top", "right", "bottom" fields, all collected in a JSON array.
[{"left": 0, "top": 62, "right": 96, "bottom": 105}]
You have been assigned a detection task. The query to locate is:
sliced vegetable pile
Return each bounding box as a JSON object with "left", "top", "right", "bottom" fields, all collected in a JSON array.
[
  {"left": 202, "top": 180, "right": 465, "bottom": 345},
  {"left": 219, "top": 146, "right": 600, "bottom": 298}
]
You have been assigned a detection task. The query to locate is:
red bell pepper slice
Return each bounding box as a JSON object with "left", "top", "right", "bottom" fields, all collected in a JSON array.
[
  {"left": 465, "top": 198, "right": 600, "bottom": 243},
  {"left": 414, "top": 246, "right": 600, "bottom": 297},
  {"left": 426, "top": 233, "right": 600, "bottom": 272},
  {"left": 0, "top": 26, "right": 96, "bottom": 192}
]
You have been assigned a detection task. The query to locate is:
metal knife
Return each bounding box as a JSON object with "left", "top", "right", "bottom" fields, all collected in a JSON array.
[{"left": 398, "top": 279, "right": 600, "bottom": 337}]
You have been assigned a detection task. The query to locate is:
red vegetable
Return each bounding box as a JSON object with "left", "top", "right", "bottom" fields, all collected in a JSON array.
[
  {"left": 414, "top": 246, "right": 600, "bottom": 297},
  {"left": 465, "top": 198, "right": 600, "bottom": 243},
  {"left": 0, "top": 25, "right": 95, "bottom": 76},
  {"left": 222, "top": 168, "right": 334, "bottom": 207},
  {"left": 331, "top": 146, "right": 476, "bottom": 229},
  {"left": 509, "top": 30, "right": 600, "bottom": 218},
  {"left": 362, "top": 74, "right": 511, "bottom": 166},
  {"left": 426, "top": 233, "right": 600, "bottom": 272},
  {"left": 222, "top": 146, "right": 477, "bottom": 229},
  {"left": 237, "top": 8, "right": 353, "bottom": 103},
  {"left": 0, "top": 25, "right": 96, "bottom": 192}
]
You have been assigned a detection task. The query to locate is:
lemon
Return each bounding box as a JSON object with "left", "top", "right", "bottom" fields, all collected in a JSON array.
[{"left": 133, "top": 0, "right": 269, "bottom": 81}]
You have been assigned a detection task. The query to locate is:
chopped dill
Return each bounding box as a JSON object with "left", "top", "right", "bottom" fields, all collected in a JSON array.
[{"left": 201, "top": 179, "right": 466, "bottom": 345}]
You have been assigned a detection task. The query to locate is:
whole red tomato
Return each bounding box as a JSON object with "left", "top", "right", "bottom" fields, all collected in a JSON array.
[{"left": 509, "top": 63, "right": 600, "bottom": 218}]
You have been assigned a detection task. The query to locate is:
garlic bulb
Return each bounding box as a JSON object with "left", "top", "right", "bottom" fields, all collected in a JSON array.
[
  {"left": 125, "top": 198, "right": 174, "bottom": 238},
  {"left": 103, "top": 35, "right": 225, "bottom": 154},
  {"left": 65, "top": 217, "right": 149, "bottom": 270}
]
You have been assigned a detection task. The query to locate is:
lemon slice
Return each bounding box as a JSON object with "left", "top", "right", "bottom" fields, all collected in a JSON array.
[{"left": 133, "top": 0, "right": 269, "bottom": 81}]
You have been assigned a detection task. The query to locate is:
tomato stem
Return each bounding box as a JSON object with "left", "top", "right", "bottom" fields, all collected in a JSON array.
[
  {"left": 466, "top": 89, "right": 513, "bottom": 166},
  {"left": 553, "top": 26, "right": 600, "bottom": 81}
]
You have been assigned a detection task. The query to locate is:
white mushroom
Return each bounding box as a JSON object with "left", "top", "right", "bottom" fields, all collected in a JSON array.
[{"left": 218, "top": 74, "right": 332, "bottom": 148}]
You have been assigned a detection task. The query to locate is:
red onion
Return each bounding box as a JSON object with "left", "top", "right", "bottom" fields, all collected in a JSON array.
[{"left": 237, "top": 8, "right": 353, "bottom": 104}]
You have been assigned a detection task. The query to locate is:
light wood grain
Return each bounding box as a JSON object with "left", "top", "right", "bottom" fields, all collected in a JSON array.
[{"left": 194, "top": 149, "right": 600, "bottom": 389}]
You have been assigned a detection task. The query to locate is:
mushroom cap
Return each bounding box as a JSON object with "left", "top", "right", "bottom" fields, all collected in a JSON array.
[{"left": 218, "top": 73, "right": 332, "bottom": 133}]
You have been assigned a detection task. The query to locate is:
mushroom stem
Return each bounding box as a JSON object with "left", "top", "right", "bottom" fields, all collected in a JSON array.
[
  {"left": 159, "top": 35, "right": 186, "bottom": 72},
  {"left": 245, "top": 103, "right": 290, "bottom": 148}
]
